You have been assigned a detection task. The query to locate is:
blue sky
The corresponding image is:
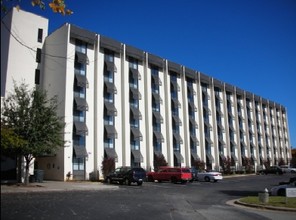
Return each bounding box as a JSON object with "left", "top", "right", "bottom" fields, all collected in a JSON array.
[{"left": 20, "top": 0, "right": 296, "bottom": 148}]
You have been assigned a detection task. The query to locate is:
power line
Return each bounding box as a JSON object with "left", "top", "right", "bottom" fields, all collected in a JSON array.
[{"left": 1, "top": 20, "right": 75, "bottom": 61}]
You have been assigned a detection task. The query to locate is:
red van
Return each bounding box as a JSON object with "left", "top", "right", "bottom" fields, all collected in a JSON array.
[{"left": 147, "top": 167, "right": 192, "bottom": 183}]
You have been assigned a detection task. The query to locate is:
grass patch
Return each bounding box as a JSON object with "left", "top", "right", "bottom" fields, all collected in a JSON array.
[{"left": 239, "top": 196, "right": 296, "bottom": 208}]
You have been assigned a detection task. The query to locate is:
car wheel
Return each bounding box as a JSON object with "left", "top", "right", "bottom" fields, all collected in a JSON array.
[
  {"left": 278, "top": 189, "right": 286, "bottom": 196},
  {"left": 106, "top": 178, "right": 112, "bottom": 184},
  {"left": 137, "top": 181, "right": 143, "bottom": 186},
  {"left": 291, "top": 170, "right": 296, "bottom": 173},
  {"left": 147, "top": 175, "right": 154, "bottom": 182},
  {"left": 171, "top": 177, "right": 177, "bottom": 184},
  {"left": 124, "top": 178, "right": 131, "bottom": 186},
  {"left": 205, "top": 176, "right": 210, "bottom": 182}
]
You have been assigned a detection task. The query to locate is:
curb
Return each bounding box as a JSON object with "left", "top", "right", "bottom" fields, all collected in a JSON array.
[{"left": 233, "top": 199, "right": 296, "bottom": 212}]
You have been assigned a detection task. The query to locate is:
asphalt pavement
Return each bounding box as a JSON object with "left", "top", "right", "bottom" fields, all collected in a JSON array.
[{"left": 1, "top": 177, "right": 296, "bottom": 213}]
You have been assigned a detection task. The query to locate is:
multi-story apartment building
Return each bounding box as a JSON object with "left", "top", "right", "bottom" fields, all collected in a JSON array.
[{"left": 1, "top": 8, "right": 292, "bottom": 181}]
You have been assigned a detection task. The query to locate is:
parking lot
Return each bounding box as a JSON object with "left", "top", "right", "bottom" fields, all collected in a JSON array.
[{"left": 2, "top": 174, "right": 296, "bottom": 220}]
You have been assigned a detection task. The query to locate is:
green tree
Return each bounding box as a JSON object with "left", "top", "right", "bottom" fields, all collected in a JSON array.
[
  {"left": 1, "top": 124, "right": 28, "bottom": 155},
  {"left": 1, "top": 82, "right": 65, "bottom": 184}
]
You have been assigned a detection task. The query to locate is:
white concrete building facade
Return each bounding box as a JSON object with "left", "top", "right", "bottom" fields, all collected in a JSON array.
[{"left": 1, "top": 9, "right": 292, "bottom": 181}]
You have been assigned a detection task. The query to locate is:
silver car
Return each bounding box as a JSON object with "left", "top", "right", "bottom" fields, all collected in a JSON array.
[
  {"left": 270, "top": 181, "right": 296, "bottom": 196},
  {"left": 196, "top": 170, "right": 223, "bottom": 182}
]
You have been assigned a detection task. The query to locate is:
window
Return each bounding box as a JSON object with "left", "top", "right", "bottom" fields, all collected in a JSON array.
[
  {"left": 75, "top": 62, "right": 86, "bottom": 76},
  {"left": 172, "top": 122, "right": 180, "bottom": 133},
  {"left": 105, "top": 50, "right": 114, "bottom": 62},
  {"left": 131, "top": 140, "right": 140, "bottom": 150},
  {"left": 129, "top": 74, "right": 138, "bottom": 88},
  {"left": 130, "top": 118, "right": 139, "bottom": 128},
  {"left": 188, "top": 93, "right": 194, "bottom": 103},
  {"left": 74, "top": 86, "right": 86, "bottom": 98},
  {"left": 129, "top": 58, "right": 138, "bottom": 69},
  {"left": 152, "top": 84, "right": 159, "bottom": 94},
  {"left": 104, "top": 70, "right": 113, "bottom": 83},
  {"left": 153, "top": 138, "right": 162, "bottom": 152},
  {"left": 35, "top": 69, "right": 40, "bottom": 84},
  {"left": 73, "top": 110, "right": 85, "bottom": 122},
  {"left": 36, "top": 48, "right": 41, "bottom": 63},
  {"left": 104, "top": 115, "right": 114, "bottom": 125},
  {"left": 153, "top": 122, "right": 161, "bottom": 132},
  {"left": 73, "top": 158, "right": 84, "bottom": 170},
  {"left": 76, "top": 40, "right": 87, "bottom": 54},
  {"left": 104, "top": 92, "right": 113, "bottom": 103},
  {"left": 37, "top": 28, "right": 43, "bottom": 43},
  {"left": 189, "top": 123, "right": 196, "bottom": 134},
  {"left": 72, "top": 135, "right": 85, "bottom": 146},
  {"left": 104, "top": 138, "right": 114, "bottom": 148},
  {"left": 173, "top": 141, "right": 180, "bottom": 151},
  {"left": 151, "top": 67, "right": 159, "bottom": 76},
  {"left": 130, "top": 98, "right": 139, "bottom": 109},
  {"left": 152, "top": 102, "right": 160, "bottom": 112}
]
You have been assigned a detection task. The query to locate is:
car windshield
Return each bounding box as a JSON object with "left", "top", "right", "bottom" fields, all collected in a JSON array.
[
  {"left": 182, "top": 169, "right": 190, "bottom": 173},
  {"left": 132, "top": 168, "right": 145, "bottom": 172}
]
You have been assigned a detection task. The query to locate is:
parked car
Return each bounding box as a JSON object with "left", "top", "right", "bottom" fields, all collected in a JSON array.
[
  {"left": 280, "top": 165, "right": 296, "bottom": 173},
  {"left": 257, "top": 166, "right": 283, "bottom": 175},
  {"left": 279, "top": 177, "right": 296, "bottom": 185},
  {"left": 270, "top": 180, "right": 296, "bottom": 196},
  {"left": 195, "top": 170, "right": 223, "bottom": 182},
  {"left": 189, "top": 167, "right": 198, "bottom": 181},
  {"left": 105, "top": 166, "right": 146, "bottom": 186},
  {"left": 146, "top": 167, "right": 192, "bottom": 183}
]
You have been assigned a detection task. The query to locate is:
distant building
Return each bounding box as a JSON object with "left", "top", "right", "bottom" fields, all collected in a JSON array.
[{"left": 1, "top": 8, "right": 292, "bottom": 181}]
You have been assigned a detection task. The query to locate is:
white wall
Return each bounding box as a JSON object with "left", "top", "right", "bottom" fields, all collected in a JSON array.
[{"left": 1, "top": 7, "right": 48, "bottom": 97}]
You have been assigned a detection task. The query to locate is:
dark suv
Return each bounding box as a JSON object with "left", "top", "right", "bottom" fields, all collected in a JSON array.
[
  {"left": 257, "top": 166, "right": 283, "bottom": 175},
  {"left": 105, "top": 166, "right": 146, "bottom": 186}
]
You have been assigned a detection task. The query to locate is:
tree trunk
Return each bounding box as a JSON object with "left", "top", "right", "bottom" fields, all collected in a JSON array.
[
  {"left": 16, "top": 156, "right": 22, "bottom": 183},
  {"left": 24, "top": 158, "right": 30, "bottom": 185}
]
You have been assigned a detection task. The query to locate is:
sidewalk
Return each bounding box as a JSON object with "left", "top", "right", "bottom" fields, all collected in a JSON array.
[{"left": 1, "top": 181, "right": 119, "bottom": 193}]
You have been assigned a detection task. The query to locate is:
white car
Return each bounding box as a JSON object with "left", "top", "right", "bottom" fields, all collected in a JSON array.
[
  {"left": 280, "top": 165, "right": 296, "bottom": 173},
  {"left": 196, "top": 170, "right": 223, "bottom": 182},
  {"left": 270, "top": 181, "right": 296, "bottom": 196}
]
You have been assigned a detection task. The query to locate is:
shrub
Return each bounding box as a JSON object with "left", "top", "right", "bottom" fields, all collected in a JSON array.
[
  {"left": 221, "top": 156, "right": 232, "bottom": 174},
  {"left": 154, "top": 154, "right": 168, "bottom": 171},
  {"left": 192, "top": 160, "right": 205, "bottom": 171},
  {"left": 101, "top": 157, "right": 115, "bottom": 178},
  {"left": 242, "top": 157, "right": 254, "bottom": 174}
]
